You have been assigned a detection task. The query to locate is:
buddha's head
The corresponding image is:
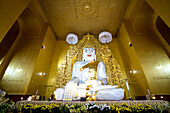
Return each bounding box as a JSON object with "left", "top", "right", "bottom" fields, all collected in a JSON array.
[{"left": 83, "top": 47, "right": 96, "bottom": 62}]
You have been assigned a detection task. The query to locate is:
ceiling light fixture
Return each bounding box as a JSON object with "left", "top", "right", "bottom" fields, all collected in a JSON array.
[
  {"left": 99, "top": 31, "right": 112, "bottom": 43},
  {"left": 66, "top": 33, "right": 78, "bottom": 44}
]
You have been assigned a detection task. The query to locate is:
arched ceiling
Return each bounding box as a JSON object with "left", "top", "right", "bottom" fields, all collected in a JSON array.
[{"left": 38, "top": 0, "right": 130, "bottom": 40}]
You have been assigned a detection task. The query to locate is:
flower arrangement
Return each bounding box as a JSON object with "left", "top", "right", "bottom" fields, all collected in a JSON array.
[
  {"left": 69, "top": 103, "right": 86, "bottom": 113},
  {"left": 21, "top": 104, "right": 33, "bottom": 113},
  {"left": 86, "top": 103, "right": 100, "bottom": 113},
  {"left": 1, "top": 102, "right": 169, "bottom": 113},
  {"left": 60, "top": 104, "right": 70, "bottom": 113},
  {"left": 31, "top": 104, "right": 41, "bottom": 113},
  {"left": 49, "top": 104, "right": 60, "bottom": 113},
  {"left": 110, "top": 103, "right": 155, "bottom": 113},
  {"left": 152, "top": 103, "right": 170, "bottom": 113},
  {"left": 0, "top": 100, "right": 19, "bottom": 113},
  {"left": 21, "top": 103, "right": 61, "bottom": 113},
  {"left": 85, "top": 103, "right": 111, "bottom": 113}
]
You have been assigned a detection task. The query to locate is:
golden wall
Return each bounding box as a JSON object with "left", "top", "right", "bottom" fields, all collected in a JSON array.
[
  {"left": 27, "top": 27, "right": 56, "bottom": 98},
  {"left": 145, "top": 0, "right": 170, "bottom": 27},
  {"left": 0, "top": 25, "right": 45, "bottom": 94},
  {"left": 119, "top": 0, "right": 170, "bottom": 97},
  {"left": 0, "top": 1, "right": 48, "bottom": 95},
  {"left": 124, "top": 19, "right": 170, "bottom": 95},
  {"left": 117, "top": 23, "right": 150, "bottom": 98},
  {"left": 0, "top": 0, "right": 31, "bottom": 42}
]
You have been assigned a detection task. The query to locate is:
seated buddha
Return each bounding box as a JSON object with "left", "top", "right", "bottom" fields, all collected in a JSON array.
[
  {"left": 67, "top": 47, "right": 107, "bottom": 86},
  {"left": 54, "top": 47, "right": 124, "bottom": 101}
]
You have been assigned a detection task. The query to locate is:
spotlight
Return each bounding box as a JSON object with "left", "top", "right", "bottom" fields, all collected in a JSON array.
[
  {"left": 38, "top": 72, "right": 42, "bottom": 75},
  {"left": 42, "top": 45, "right": 45, "bottom": 49},
  {"left": 17, "top": 68, "right": 22, "bottom": 72},
  {"left": 21, "top": 97, "right": 23, "bottom": 100},
  {"left": 130, "top": 70, "right": 137, "bottom": 74},
  {"left": 133, "top": 70, "right": 137, "bottom": 73},
  {"left": 156, "top": 65, "right": 162, "bottom": 69},
  {"left": 129, "top": 43, "right": 132, "bottom": 47}
]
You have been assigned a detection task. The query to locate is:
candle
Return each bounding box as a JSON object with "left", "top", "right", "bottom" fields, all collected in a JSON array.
[
  {"left": 36, "top": 89, "right": 38, "bottom": 95},
  {"left": 147, "top": 89, "right": 150, "bottom": 95},
  {"left": 126, "top": 81, "right": 129, "bottom": 90}
]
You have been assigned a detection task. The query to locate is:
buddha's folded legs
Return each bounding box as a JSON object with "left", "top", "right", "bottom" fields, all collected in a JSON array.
[{"left": 96, "top": 88, "right": 124, "bottom": 100}]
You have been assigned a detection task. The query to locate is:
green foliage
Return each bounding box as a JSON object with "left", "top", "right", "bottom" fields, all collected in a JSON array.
[
  {"left": 0, "top": 103, "right": 9, "bottom": 113},
  {"left": 10, "top": 105, "right": 19, "bottom": 113},
  {"left": 61, "top": 104, "right": 70, "bottom": 113}
]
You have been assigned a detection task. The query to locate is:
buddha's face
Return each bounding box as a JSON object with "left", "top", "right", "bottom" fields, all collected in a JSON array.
[{"left": 83, "top": 48, "right": 96, "bottom": 62}]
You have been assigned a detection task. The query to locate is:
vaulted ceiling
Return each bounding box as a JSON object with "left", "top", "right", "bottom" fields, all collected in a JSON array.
[{"left": 38, "top": 0, "right": 130, "bottom": 40}]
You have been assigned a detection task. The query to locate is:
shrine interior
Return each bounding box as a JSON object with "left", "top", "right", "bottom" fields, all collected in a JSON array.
[{"left": 0, "top": 0, "right": 170, "bottom": 102}]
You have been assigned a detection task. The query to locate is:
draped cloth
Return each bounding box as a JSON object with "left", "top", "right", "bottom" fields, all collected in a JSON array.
[{"left": 72, "top": 61, "right": 107, "bottom": 84}]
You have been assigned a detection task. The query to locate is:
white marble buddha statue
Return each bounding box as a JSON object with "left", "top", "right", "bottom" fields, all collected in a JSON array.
[
  {"left": 66, "top": 47, "right": 107, "bottom": 86},
  {"left": 54, "top": 47, "right": 124, "bottom": 101}
]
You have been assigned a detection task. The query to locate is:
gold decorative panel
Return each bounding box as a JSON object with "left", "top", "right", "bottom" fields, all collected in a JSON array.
[
  {"left": 56, "top": 33, "right": 125, "bottom": 88},
  {"left": 74, "top": 0, "right": 99, "bottom": 19}
]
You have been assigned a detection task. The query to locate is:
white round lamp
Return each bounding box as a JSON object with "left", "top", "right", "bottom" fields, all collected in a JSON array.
[
  {"left": 99, "top": 31, "right": 112, "bottom": 43},
  {"left": 66, "top": 33, "right": 78, "bottom": 44}
]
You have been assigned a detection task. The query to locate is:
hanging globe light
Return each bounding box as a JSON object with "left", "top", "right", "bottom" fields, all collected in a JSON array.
[
  {"left": 66, "top": 33, "right": 78, "bottom": 44},
  {"left": 99, "top": 31, "right": 112, "bottom": 43}
]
